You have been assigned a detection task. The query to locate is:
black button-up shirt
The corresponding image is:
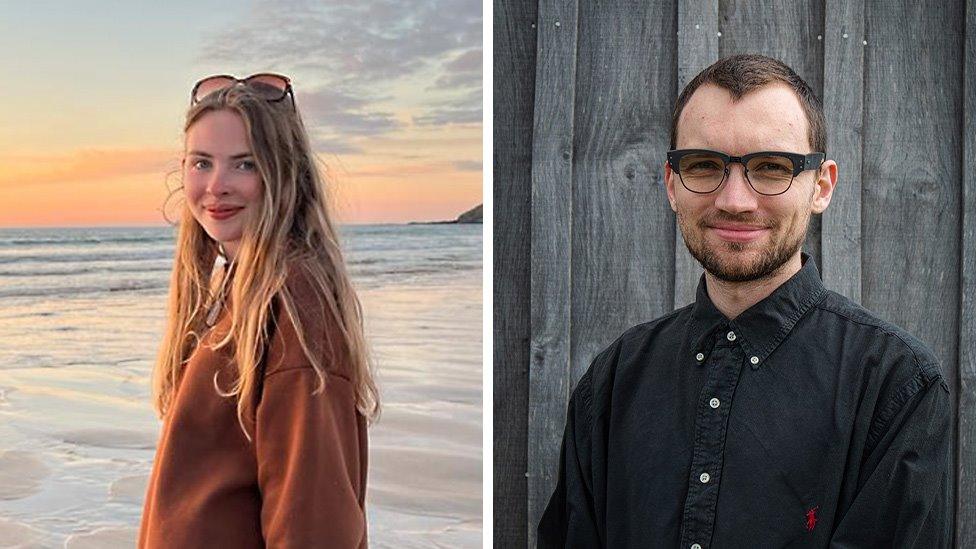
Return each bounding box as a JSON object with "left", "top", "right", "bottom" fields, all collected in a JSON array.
[{"left": 538, "top": 252, "right": 951, "bottom": 548}]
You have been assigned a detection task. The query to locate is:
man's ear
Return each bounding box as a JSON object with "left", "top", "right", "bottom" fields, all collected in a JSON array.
[
  {"left": 810, "top": 159, "right": 837, "bottom": 214},
  {"left": 664, "top": 161, "right": 677, "bottom": 213}
]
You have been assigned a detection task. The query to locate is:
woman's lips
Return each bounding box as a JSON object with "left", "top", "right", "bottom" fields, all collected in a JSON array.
[
  {"left": 207, "top": 207, "right": 243, "bottom": 220},
  {"left": 710, "top": 226, "right": 768, "bottom": 242}
]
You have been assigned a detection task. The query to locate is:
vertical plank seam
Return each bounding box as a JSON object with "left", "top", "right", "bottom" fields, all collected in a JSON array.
[
  {"left": 672, "top": 0, "right": 719, "bottom": 310},
  {"left": 858, "top": 0, "right": 867, "bottom": 302},
  {"left": 822, "top": 0, "right": 865, "bottom": 302},
  {"left": 527, "top": 0, "right": 580, "bottom": 545},
  {"left": 956, "top": 0, "right": 974, "bottom": 544}
]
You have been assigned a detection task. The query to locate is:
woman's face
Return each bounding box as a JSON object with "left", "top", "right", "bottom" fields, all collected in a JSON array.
[{"left": 183, "top": 109, "right": 263, "bottom": 261}]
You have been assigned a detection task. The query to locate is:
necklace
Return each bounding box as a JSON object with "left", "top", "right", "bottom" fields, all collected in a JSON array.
[{"left": 205, "top": 250, "right": 233, "bottom": 327}]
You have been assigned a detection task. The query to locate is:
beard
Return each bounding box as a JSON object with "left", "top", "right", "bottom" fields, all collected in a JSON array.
[{"left": 676, "top": 208, "right": 808, "bottom": 283}]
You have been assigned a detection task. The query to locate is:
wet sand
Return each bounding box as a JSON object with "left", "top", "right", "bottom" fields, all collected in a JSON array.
[{"left": 0, "top": 259, "right": 481, "bottom": 546}]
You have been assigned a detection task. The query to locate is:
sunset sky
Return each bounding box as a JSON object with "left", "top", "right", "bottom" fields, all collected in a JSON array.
[{"left": 0, "top": 0, "right": 482, "bottom": 227}]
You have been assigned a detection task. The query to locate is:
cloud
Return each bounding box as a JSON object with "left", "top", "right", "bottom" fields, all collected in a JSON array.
[
  {"left": 345, "top": 160, "right": 481, "bottom": 178},
  {"left": 414, "top": 87, "right": 482, "bottom": 126},
  {"left": 202, "top": 0, "right": 480, "bottom": 82},
  {"left": 434, "top": 47, "right": 482, "bottom": 88},
  {"left": 197, "top": 0, "right": 481, "bottom": 150},
  {"left": 308, "top": 135, "right": 365, "bottom": 155},
  {"left": 297, "top": 87, "right": 402, "bottom": 137},
  {"left": 0, "top": 149, "right": 177, "bottom": 189},
  {"left": 451, "top": 160, "right": 481, "bottom": 172}
]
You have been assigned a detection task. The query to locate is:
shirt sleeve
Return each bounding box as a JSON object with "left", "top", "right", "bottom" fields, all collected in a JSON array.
[
  {"left": 829, "top": 369, "right": 952, "bottom": 548},
  {"left": 255, "top": 368, "right": 366, "bottom": 548},
  {"left": 537, "top": 370, "right": 602, "bottom": 548}
]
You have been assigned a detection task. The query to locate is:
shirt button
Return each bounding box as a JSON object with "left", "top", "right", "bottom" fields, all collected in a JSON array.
[
  {"left": 691, "top": 545, "right": 702, "bottom": 549},
  {"left": 726, "top": 330, "right": 736, "bottom": 341},
  {"left": 695, "top": 352, "right": 705, "bottom": 362},
  {"left": 709, "top": 398, "right": 720, "bottom": 408},
  {"left": 750, "top": 356, "right": 760, "bottom": 365},
  {"left": 700, "top": 472, "right": 710, "bottom": 483}
]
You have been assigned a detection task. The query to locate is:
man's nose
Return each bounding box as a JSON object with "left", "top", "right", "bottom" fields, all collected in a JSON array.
[{"left": 713, "top": 163, "right": 759, "bottom": 213}]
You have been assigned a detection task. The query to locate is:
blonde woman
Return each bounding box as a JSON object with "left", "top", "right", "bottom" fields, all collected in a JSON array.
[{"left": 138, "top": 74, "right": 378, "bottom": 548}]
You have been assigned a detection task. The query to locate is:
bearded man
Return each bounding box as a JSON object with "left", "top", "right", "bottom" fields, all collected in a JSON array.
[{"left": 537, "top": 54, "right": 951, "bottom": 549}]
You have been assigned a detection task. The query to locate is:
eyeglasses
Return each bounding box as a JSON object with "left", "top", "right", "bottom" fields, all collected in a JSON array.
[
  {"left": 666, "top": 149, "right": 825, "bottom": 196},
  {"left": 190, "top": 73, "right": 294, "bottom": 106}
]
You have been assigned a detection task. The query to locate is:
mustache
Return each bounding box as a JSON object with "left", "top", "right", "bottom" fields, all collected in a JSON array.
[{"left": 699, "top": 213, "right": 774, "bottom": 228}]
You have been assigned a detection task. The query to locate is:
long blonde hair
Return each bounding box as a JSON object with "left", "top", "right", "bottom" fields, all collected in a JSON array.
[{"left": 153, "top": 85, "right": 379, "bottom": 437}]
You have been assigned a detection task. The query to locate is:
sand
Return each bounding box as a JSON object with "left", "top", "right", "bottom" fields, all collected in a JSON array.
[{"left": 0, "top": 225, "right": 482, "bottom": 547}]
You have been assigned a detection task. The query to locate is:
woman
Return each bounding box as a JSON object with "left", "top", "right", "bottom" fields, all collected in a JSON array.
[{"left": 138, "top": 74, "right": 379, "bottom": 548}]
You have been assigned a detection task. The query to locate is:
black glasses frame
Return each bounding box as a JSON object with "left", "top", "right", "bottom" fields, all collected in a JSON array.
[
  {"left": 666, "top": 148, "right": 826, "bottom": 196},
  {"left": 190, "top": 72, "right": 295, "bottom": 107}
]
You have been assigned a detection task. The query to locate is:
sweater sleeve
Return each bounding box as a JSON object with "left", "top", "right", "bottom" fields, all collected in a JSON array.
[{"left": 255, "top": 368, "right": 366, "bottom": 548}]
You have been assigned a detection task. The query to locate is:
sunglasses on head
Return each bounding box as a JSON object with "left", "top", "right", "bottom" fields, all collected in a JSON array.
[{"left": 190, "top": 73, "right": 294, "bottom": 106}]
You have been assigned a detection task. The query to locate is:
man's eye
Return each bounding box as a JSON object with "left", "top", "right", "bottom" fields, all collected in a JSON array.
[
  {"left": 688, "top": 161, "right": 721, "bottom": 170},
  {"left": 756, "top": 162, "right": 790, "bottom": 173}
]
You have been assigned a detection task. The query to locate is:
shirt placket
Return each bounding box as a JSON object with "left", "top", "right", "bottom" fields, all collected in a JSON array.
[{"left": 679, "top": 328, "right": 746, "bottom": 549}]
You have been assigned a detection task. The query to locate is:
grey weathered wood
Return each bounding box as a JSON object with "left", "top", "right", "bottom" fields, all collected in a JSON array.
[
  {"left": 821, "top": 0, "right": 864, "bottom": 302},
  {"left": 956, "top": 0, "right": 976, "bottom": 543},
  {"left": 861, "top": 1, "right": 964, "bottom": 542},
  {"left": 718, "top": 0, "right": 826, "bottom": 269},
  {"left": 569, "top": 1, "right": 677, "bottom": 383},
  {"left": 674, "top": 0, "right": 718, "bottom": 308},
  {"left": 496, "top": 0, "right": 975, "bottom": 544},
  {"left": 493, "top": 0, "right": 537, "bottom": 546},
  {"left": 527, "top": 0, "right": 578, "bottom": 546}
]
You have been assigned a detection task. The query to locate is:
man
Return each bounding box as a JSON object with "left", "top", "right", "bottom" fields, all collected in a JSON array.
[{"left": 537, "top": 54, "right": 951, "bottom": 548}]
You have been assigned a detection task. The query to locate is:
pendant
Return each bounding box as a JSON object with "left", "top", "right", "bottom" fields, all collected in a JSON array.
[{"left": 206, "top": 299, "right": 222, "bottom": 327}]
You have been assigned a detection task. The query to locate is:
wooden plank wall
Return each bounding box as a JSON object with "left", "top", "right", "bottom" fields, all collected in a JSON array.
[
  {"left": 861, "top": 3, "right": 964, "bottom": 540},
  {"left": 493, "top": 0, "right": 537, "bottom": 545},
  {"left": 494, "top": 0, "right": 974, "bottom": 546},
  {"left": 957, "top": 0, "right": 975, "bottom": 545},
  {"left": 526, "top": 1, "right": 578, "bottom": 548},
  {"left": 674, "top": 1, "right": 718, "bottom": 307}
]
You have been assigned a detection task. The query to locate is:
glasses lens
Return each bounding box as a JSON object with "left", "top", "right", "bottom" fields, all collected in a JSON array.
[
  {"left": 745, "top": 155, "right": 795, "bottom": 195},
  {"left": 244, "top": 74, "right": 289, "bottom": 100},
  {"left": 193, "top": 76, "right": 236, "bottom": 103},
  {"left": 678, "top": 152, "right": 726, "bottom": 193}
]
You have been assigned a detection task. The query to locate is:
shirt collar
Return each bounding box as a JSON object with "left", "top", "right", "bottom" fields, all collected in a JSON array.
[{"left": 687, "top": 251, "right": 828, "bottom": 369}]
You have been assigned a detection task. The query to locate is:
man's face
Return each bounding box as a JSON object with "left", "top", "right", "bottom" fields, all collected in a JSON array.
[{"left": 664, "top": 83, "right": 836, "bottom": 283}]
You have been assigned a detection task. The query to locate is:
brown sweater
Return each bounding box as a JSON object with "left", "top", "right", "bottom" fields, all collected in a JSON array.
[{"left": 139, "top": 264, "right": 368, "bottom": 548}]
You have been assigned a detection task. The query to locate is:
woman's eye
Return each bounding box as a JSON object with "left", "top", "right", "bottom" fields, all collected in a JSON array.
[
  {"left": 190, "top": 159, "right": 210, "bottom": 170},
  {"left": 237, "top": 160, "right": 256, "bottom": 171}
]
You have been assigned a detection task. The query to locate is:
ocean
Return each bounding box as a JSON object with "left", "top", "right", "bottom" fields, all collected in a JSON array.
[{"left": 0, "top": 224, "right": 482, "bottom": 548}]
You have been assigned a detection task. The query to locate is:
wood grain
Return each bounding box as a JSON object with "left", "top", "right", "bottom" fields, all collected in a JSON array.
[
  {"left": 821, "top": 0, "right": 864, "bottom": 301},
  {"left": 494, "top": 0, "right": 973, "bottom": 543},
  {"left": 493, "top": 0, "right": 538, "bottom": 545},
  {"left": 674, "top": 0, "right": 718, "bottom": 308},
  {"left": 527, "top": 0, "right": 579, "bottom": 545},
  {"left": 956, "top": 0, "right": 976, "bottom": 543},
  {"left": 569, "top": 1, "right": 677, "bottom": 381},
  {"left": 861, "top": 0, "right": 964, "bottom": 541}
]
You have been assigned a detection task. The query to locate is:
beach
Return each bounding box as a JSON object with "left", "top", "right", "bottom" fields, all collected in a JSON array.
[{"left": 0, "top": 224, "right": 482, "bottom": 548}]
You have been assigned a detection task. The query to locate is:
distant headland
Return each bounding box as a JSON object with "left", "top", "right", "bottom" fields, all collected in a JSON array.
[{"left": 410, "top": 204, "right": 483, "bottom": 225}]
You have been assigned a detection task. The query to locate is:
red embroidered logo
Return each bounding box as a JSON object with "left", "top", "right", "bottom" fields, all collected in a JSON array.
[{"left": 805, "top": 506, "right": 819, "bottom": 532}]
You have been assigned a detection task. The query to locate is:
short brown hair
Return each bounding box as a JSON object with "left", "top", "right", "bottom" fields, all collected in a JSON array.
[{"left": 669, "top": 54, "right": 826, "bottom": 153}]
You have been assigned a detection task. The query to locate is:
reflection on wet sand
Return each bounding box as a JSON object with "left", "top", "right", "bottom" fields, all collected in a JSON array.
[{"left": 0, "top": 224, "right": 482, "bottom": 548}]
